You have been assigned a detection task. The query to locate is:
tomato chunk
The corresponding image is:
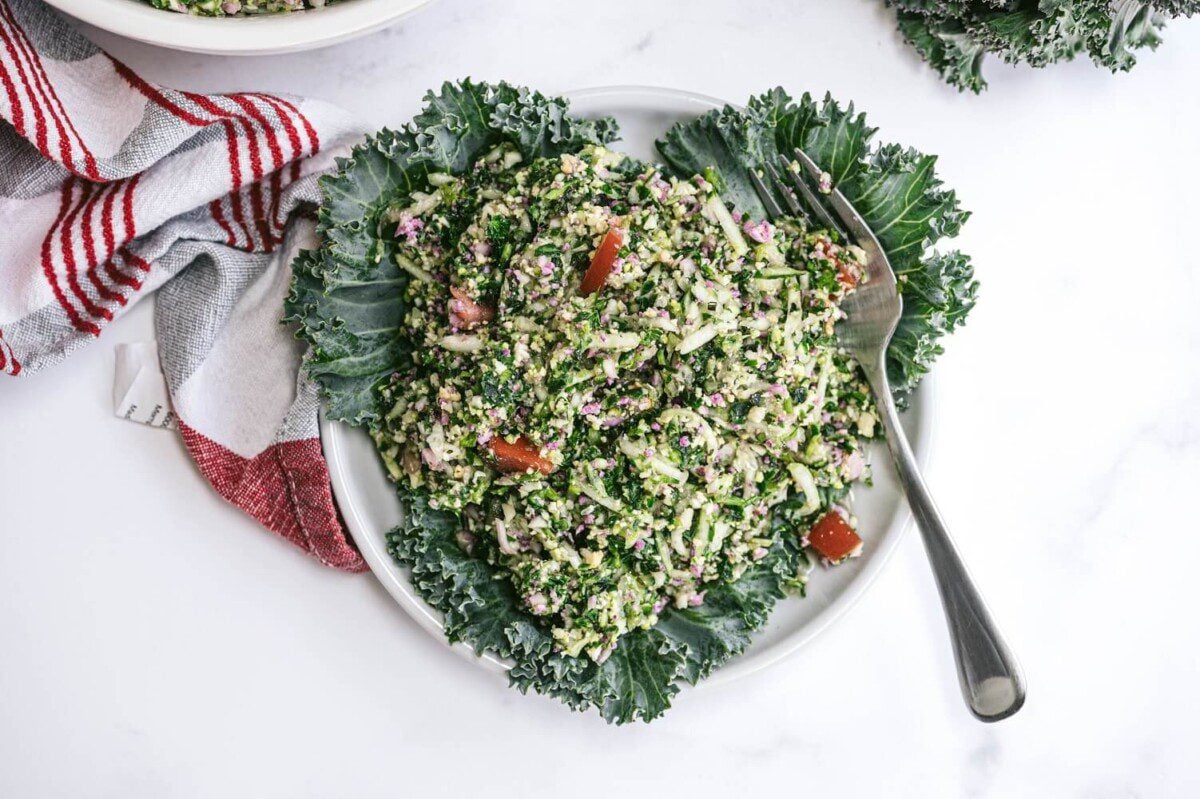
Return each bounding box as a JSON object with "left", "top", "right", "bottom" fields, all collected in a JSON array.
[
  {"left": 579, "top": 227, "right": 624, "bottom": 295},
  {"left": 836, "top": 264, "right": 859, "bottom": 289},
  {"left": 807, "top": 511, "right": 862, "bottom": 562},
  {"left": 449, "top": 286, "right": 495, "bottom": 330},
  {"left": 487, "top": 436, "right": 554, "bottom": 475}
]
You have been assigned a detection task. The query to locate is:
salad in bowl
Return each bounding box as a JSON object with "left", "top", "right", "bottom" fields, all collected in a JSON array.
[{"left": 40, "top": 0, "right": 433, "bottom": 54}]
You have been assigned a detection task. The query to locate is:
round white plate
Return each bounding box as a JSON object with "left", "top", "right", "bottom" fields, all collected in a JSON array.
[
  {"left": 322, "top": 86, "right": 934, "bottom": 688},
  {"left": 43, "top": 0, "right": 436, "bottom": 56}
]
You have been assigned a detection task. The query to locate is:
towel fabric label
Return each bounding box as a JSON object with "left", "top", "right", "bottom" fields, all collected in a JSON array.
[{"left": 113, "top": 342, "right": 176, "bottom": 430}]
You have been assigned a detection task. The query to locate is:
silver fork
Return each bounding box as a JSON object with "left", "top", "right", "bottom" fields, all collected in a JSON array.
[{"left": 750, "top": 149, "right": 1025, "bottom": 722}]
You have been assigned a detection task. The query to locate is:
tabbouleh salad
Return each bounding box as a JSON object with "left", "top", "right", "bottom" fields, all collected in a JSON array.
[{"left": 373, "top": 142, "right": 878, "bottom": 662}]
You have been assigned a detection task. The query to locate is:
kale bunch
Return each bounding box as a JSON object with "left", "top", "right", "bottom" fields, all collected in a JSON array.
[{"left": 889, "top": 0, "right": 1200, "bottom": 92}]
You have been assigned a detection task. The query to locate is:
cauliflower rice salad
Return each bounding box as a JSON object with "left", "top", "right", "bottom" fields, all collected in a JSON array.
[{"left": 374, "top": 142, "right": 879, "bottom": 662}]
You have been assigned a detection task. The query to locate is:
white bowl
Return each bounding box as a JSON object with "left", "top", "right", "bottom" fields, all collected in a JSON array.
[
  {"left": 320, "top": 86, "right": 935, "bottom": 691},
  {"left": 42, "top": 0, "right": 436, "bottom": 56}
]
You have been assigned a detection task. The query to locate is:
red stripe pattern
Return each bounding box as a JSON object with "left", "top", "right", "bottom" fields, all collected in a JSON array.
[
  {"left": 39, "top": 177, "right": 98, "bottom": 335},
  {"left": 0, "top": 0, "right": 355, "bottom": 571},
  {"left": 0, "top": 329, "right": 19, "bottom": 375},
  {"left": 4, "top": 30, "right": 323, "bottom": 337},
  {"left": 0, "top": 0, "right": 98, "bottom": 178},
  {"left": 0, "top": 1, "right": 47, "bottom": 159}
]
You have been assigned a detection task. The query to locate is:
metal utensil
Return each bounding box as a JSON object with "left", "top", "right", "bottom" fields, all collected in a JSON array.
[{"left": 749, "top": 149, "right": 1025, "bottom": 722}]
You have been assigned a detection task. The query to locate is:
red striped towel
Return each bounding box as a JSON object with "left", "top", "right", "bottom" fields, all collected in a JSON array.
[{"left": 0, "top": 0, "right": 370, "bottom": 571}]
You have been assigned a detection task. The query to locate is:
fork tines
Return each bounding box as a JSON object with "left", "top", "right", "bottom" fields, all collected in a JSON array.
[
  {"left": 747, "top": 152, "right": 849, "bottom": 244},
  {"left": 747, "top": 169, "right": 786, "bottom": 221},
  {"left": 775, "top": 155, "right": 848, "bottom": 241}
]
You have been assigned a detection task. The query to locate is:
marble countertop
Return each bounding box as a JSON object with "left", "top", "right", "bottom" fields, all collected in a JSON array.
[{"left": 3, "top": 1, "right": 1200, "bottom": 795}]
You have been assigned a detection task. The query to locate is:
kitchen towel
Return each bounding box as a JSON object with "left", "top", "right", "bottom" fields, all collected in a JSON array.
[{"left": 0, "top": 0, "right": 369, "bottom": 571}]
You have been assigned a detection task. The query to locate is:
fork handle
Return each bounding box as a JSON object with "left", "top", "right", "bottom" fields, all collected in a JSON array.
[{"left": 863, "top": 355, "right": 1026, "bottom": 722}]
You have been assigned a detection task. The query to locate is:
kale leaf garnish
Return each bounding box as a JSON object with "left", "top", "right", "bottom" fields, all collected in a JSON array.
[{"left": 887, "top": 0, "right": 1200, "bottom": 92}]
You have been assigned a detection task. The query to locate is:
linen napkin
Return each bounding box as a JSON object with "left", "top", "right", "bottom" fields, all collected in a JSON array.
[{"left": 0, "top": 0, "right": 370, "bottom": 571}]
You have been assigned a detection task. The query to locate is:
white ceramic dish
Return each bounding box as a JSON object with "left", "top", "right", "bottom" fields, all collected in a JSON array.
[
  {"left": 321, "top": 85, "right": 934, "bottom": 688},
  {"left": 43, "top": 0, "right": 435, "bottom": 56}
]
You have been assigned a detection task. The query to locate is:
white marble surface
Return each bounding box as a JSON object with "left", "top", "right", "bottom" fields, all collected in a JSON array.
[{"left": 3, "top": 1, "right": 1200, "bottom": 796}]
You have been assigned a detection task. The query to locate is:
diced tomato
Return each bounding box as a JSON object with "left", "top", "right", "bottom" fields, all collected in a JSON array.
[
  {"left": 449, "top": 286, "right": 495, "bottom": 330},
  {"left": 579, "top": 227, "right": 625, "bottom": 295},
  {"left": 807, "top": 511, "right": 862, "bottom": 562},
  {"left": 835, "top": 260, "right": 860, "bottom": 289},
  {"left": 487, "top": 436, "right": 554, "bottom": 475},
  {"left": 836, "top": 265, "right": 858, "bottom": 288}
]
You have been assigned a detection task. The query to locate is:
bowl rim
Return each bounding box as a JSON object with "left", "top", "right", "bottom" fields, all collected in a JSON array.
[{"left": 41, "top": 0, "right": 437, "bottom": 56}]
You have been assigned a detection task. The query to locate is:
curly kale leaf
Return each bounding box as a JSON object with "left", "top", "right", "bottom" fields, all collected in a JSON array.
[
  {"left": 656, "top": 88, "right": 977, "bottom": 404},
  {"left": 888, "top": 0, "right": 1200, "bottom": 92},
  {"left": 491, "top": 85, "right": 620, "bottom": 158},
  {"left": 286, "top": 79, "right": 618, "bottom": 425},
  {"left": 388, "top": 492, "right": 807, "bottom": 724},
  {"left": 285, "top": 248, "right": 410, "bottom": 425}
]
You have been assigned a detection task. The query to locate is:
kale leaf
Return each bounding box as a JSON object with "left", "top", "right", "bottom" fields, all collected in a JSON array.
[
  {"left": 887, "top": 0, "right": 1200, "bottom": 92},
  {"left": 286, "top": 248, "right": 410, "bottom": 425},
  {"left": 657, "top": 88, "right": 978, "bottom": 404}
]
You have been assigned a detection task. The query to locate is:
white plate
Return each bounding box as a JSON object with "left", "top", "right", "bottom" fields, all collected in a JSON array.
[
  {"left": 322, "top": 86, "right": 934, "bottom": 688},
  {"left": 43, "top": 0, "right": 436, "bottom": 56}
]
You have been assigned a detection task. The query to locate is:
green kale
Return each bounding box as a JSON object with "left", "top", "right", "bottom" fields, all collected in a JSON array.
[
  {"left": 887, "top": 0, "right": 1200, "bottom": 92},
  {"left": 286, "top": 248, "right": 410, "bottom": 426},
  {"left": 485, "top": 215, "right": 513, "bottom": 247}
]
